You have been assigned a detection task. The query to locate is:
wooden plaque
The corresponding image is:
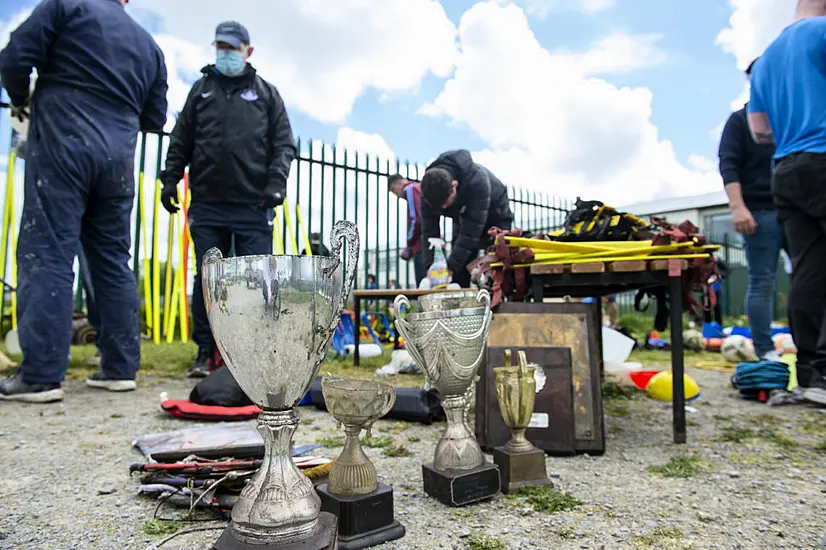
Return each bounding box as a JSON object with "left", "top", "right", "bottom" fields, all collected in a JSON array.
[{"left": 475, "top": 302, "right": 604, "bottom": 455}]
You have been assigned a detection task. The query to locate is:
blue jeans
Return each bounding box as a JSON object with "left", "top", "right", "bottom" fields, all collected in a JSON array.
[
  {"left": 742, "top": 209, "right": 787, "bottom": 357},
  {"left": 413, "top": 251, "right": 427, "bottom": 288}
]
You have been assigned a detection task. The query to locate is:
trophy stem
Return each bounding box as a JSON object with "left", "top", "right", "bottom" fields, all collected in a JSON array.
[
  {"left": 434, "top": 395, "right": 484, "bottom": 472},
  {"left": 328, "top": 425, "right": 378, "bottom": 496},
  {"left": 230, "top": 409, "right": 320, "bottom": 544},
  {"left": 506, "top": 427, "right": 536, "bottom": 454}
]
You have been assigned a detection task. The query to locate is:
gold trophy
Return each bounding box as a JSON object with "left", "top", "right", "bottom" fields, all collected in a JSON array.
[
  {"left": 492, "top": 350, "right": 553, "bottom": 494},
  {"left": 316, "top": 376, "right": 406, "bottom": 549}
]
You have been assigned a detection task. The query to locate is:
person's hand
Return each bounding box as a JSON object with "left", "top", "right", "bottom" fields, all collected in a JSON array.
[
  {"left": 10, "top": 102, "right": 29, "bottom": 123},
  {"left": 401, "top": 247, "right": 413, "bottom": 261},
  {"left": 161, "top": 185, "right": 180, "bottom": 214},
  {"left": 260, "top": 185, "right": 285, "bottom": 209},
  {"left": 732, "top": 204, "right": 757, "bottom": 235}
]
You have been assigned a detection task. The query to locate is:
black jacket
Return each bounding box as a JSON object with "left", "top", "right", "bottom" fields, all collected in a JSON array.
[
  {"left": 421, "top": 150, "right": 513, "bottom": 272},
  {"left": 161, "top": 64, "right": 295, "bottom": 205},
  {"left": 718, "top": 106, "right": 775, "bottom": 211}
]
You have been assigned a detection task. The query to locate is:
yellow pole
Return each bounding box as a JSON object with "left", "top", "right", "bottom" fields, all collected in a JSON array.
[
  {"left": 162, "top": 213, "right": 175, "bottom": 339},
  {"left": 166, "top": 265, "right": 182, "bottom": 343},
  {"left": 0, "top": 150, "right": 16, "bottom": 306},
  {"left": 282, "top": 200, "right": 298, "bottom": 254},
  {"left": 273, "top": 206, "right": 284, "bottom": 255},
  {"left": 296, "top": 204, "right": 312, "bottom": 256},
  {"left": 138, "top": 172, "right": 152, "bottom": 334},
  {"left": 177, "top": 207, "right": 188, "bottom": 343},
  {"left": 151, "top": 179, "right": 162, "bottom": 344},
  {"left": 9, "top": 165, "right": 18, "bottom": 330}
]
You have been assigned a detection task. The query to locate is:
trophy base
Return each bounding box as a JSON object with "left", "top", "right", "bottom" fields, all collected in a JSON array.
[
  {"left": 213, "top": 513, "right": 338, "bottom": 550},
  {"left": 421, "top": 461, "right": 500, "bottom": 507},
  {"left": 317, "top": 482, "right": 405, "bottom": 550},
  {"left": 492, "top": 446, "right": 553, "bottom": 494}
]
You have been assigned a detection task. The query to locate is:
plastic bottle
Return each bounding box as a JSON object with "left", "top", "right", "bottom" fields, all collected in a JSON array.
[{"left": 426, "top": 238, "right": 450, "bottom": 289}]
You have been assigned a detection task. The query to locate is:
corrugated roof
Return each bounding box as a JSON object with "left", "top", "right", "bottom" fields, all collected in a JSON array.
[{"left": 618, "top": 191, "right": 728, "bottom": 215}]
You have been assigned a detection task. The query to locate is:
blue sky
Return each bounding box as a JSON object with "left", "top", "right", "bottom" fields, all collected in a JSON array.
[{"left": 0, "top": 0, "right": 787, "bottom": 205}]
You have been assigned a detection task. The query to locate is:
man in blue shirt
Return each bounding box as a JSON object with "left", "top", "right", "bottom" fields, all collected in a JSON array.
[
  {"left": 0, "top": 0, "right": 168, "bottom": 403},
  {"left": 719, "top": 58, "right": 784, "bottom": 361},
  {"left": 748, "top": 0, "right": 826, "bottom": 405}
]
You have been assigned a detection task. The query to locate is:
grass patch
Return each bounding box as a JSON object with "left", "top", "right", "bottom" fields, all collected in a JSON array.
[
  {"left": 606, "top": 403, "right": 630, "bottom": 417},
  {"left": 315, "top": 436, "right": 344, "bottom": 448},
  {"left": 728, "top": 452, "right": 770, "bottom": 465},
  {"left": 634, "top": 528, "right": 683, "bottom": 548},
  {"left": 362, "top": 436, "right": 394, "bottom": 448},
  {"left": 467, "top": 534, "right": 506, "bottom": 550},
  {"left": 800, "top": 413, "right": 826, "bottom": 436},
  {"left": 749, "top": 414, "right": 779, "bottom": 427},
  {"left": 816, "top": 439, "right": 826, "bottom": 452},
  {"left": 142, "top": 519, "right": 184, "bottom": 536},
  {"left": 382, "top": 443, "right": 412, "bottom": 457},
  {"left": 648, "top": 455, "right": 707, "bottom": 478},
  {"left": 757, "top": 428, "right": 798, "bottom": 450},
  {"left": 718, "top": 426, "right": 754, "bottom": 443},
  {"left": 556, "top": 527, "right": 576, "bottom": 539},
  {"left": 602, "top": 381, "right": 636, "bottom": 400},
  {"left": 508, "top": 486, "right": 582, "bottom": 514},
  {"left": 407, "top": 436, "right": 420, "bottom": 443}
]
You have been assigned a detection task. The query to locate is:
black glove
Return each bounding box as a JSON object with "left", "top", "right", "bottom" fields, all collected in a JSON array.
[
  {"left": 161, "top": 185, "right": 180, "bottom": 214},
  {"left": 10, "top": 101, "right": 29, "bottom": 123},
  {"left": 260, "top": 185, "right": 285, "bottom": 209}
]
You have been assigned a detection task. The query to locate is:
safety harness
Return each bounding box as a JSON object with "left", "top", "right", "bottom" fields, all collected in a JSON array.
[
  {"left": 549, "top": 198, "right": 651, "bottom": 242},
  {"left": 468, "top": 227, "right": 534, "bottom": 308}
]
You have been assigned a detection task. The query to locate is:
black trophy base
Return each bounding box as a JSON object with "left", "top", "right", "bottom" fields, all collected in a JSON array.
[
  {"left": 317, "top": 482, "right": 406, "bottom": 550},
  {"left": 213, "top": 512, "right": 338, "bottom": 550},
  {"left": 492, "top": 446, "right": 553, "bottom": 494},
  {"left": 421, "top": 461, "right": 500, "bottom": 507}
]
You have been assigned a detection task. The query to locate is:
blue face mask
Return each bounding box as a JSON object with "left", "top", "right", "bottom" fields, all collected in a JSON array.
[{"left": 215, "top": 49, "right": 246, "bottom": 77}]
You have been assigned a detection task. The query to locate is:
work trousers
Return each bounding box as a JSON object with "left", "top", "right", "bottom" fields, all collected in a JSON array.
[
  {"left": 772, "top": 152, "right": 826, "bottom": 387},
  {"left": 189, "top": 203, "right": 272, "bottom": 352},
  {"left": 16, "top": 138, "right": 139, "bottom": 384}
]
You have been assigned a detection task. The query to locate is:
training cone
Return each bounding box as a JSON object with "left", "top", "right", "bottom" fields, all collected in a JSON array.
[{"left": 645, "top": 370, "right": 700, "bottom": 401}]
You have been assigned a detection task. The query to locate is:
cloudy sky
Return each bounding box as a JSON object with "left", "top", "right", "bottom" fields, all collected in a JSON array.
[{"left": 0, "top": 0, "right": 796, "bottom": 208}]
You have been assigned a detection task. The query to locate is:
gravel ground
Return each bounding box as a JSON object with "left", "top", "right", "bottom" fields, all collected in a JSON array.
[{"left": 1, "top": 368, "right": 825, "bottom": 550}]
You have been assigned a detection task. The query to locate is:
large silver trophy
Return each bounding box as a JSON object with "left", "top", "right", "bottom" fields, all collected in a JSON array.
[
  {"left": 394, "top": 289, "right": 500, "bottom": 506},
  {"left": 203, "top": 221, "right": 359, "bottom": 550}
]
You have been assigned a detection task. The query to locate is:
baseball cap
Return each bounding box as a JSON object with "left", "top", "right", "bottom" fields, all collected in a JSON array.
[{"left": 215, "top": 21, "right": 250, "bottom": 49}]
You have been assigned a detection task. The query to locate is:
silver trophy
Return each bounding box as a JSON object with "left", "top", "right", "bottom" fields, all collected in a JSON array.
[
  {"left": 394, "top": 289, "right": 500, "bottom": 506},
  {"left": 203, "top": 221, "right": 359, "bottom": 549}
]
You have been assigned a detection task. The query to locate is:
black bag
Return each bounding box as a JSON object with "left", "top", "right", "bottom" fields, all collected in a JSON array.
[{"left": 189, "top": 366, "right": 254, "bottom": 408}]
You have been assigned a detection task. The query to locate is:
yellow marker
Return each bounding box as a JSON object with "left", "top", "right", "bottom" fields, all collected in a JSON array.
[
  {"left": 492, "top": 253, "right": 712, "bottom": 269},
  {"left": 151, "top": 178, "right": 162, "bottom": 344},
  {"left": 282, "top": 200, "right": 298, "bottom": 254},
  {"left": 166, "top": 264, "right": 182, "bottom": 343},
  {"left": 137, "top": 171, "right": 152, "bottom": 334},
  {"left": 178, "top": 209, "right": 189, "bottom": 343},
  {"left": 162, "top": 213, "right": 175, "bottom": 338},
  {"left": 296, "top": 204, "right": 312, "bottom": 256},
  {"left": 0, "top": 150, "right": 16, "bottom": 314},
  {"left": 273, "top": 206, "right": 284, "bottom": 255},
  {"left": 8, "top": 161, "right": 17, "bottom": 330}
]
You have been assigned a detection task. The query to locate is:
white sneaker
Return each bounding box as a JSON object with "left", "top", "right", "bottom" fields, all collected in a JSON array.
[
  {"left": 86, "top": 371, "right": 136, "bottom": 392},
  {"left": 762, "top": 351, "right": 783, "bottom": 363}
]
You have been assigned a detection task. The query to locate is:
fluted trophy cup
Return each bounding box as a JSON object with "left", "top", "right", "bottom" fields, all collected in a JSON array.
[
  {"left": 316, "top": 376, "right": 406, "bottom": 549},
  {"left": 204, "top": 221, "right": 359, "bottom": 550},
  {"left": 394, "top": 289, "right": 500, "bottom": 507},
  {"left": 492, "top": 350, "right": 553, "bottom": 494}
]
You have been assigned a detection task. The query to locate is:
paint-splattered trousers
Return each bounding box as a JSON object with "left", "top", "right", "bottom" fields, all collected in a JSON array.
[{"left": 15, "top": 136, "right": 139, "bottom": 384}]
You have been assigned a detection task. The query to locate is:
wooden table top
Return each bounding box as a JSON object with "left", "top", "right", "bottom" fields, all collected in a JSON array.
[{"left": 352, "top": 287, "right": 471, "bottom": 298}]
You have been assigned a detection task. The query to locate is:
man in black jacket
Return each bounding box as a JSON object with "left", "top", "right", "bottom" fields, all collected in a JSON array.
[
  {"left": 0, "top": 0, "right": 168, "bottom": 403},
  {"left": 161, "top": 21, "right": 295, "bottom": 377},
  {"left": 718, "top": 57, "right": 785, "bottom": 362},
  {"left": 420, "top": 150, "right": 513, "bottom": 287}
]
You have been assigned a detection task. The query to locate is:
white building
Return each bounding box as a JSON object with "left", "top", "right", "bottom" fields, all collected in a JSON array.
[{"left": 619, "top": 191, "right": 732, "bottom": 240}]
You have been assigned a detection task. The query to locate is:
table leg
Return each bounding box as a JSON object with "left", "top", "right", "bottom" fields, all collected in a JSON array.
[
  {"left": 594, "top": 299, "right": 604, "bottom": 380},
  {"left": 354, "top": 297, "right": 362, "bottom": 367},
  {"left": 669, "top": 275, "right": 686, "bottom": 444}
]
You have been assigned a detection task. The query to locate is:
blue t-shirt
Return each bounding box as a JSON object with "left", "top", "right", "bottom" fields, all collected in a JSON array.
[{"left": 749, "top": 17, "right": 826, "bottom": 159}]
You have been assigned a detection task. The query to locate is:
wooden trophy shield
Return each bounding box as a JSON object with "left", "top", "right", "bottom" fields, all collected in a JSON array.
[{"left": 475, "top": 301, "right": 604, "bottom": 455}]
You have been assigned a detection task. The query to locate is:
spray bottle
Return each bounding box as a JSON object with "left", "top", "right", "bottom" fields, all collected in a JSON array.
[{"left": 426, "top": 238, "right": 450, "bottom": 289}]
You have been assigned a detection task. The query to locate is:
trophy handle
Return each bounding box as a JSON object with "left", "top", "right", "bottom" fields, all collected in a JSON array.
[
  {"left": 378, "top": 385, "right": 396, "bottom": 419},
  {"left": 326, "top": 221, "right": 360, "bottom": 332},
  {"left": 477, "top": 288, "right": 493, "bottom": 339}
]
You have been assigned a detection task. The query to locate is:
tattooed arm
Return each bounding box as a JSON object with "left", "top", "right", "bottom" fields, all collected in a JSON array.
[{"left": 747, "top": 112, "right": 775, "bottom": 145}]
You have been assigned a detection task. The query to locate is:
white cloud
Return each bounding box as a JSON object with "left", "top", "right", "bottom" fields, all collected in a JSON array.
[
  {"left": 335, "top": 127, "right": 396, "bottom": 163},
  {"left": 716, "top": 0, "right": 793, "bottom": 71},
  {"left": 132, "top": 0, "right": 458, "bottom": 124},
  {"left": 421, "top": 1, "right": 720, "bottom": 206},
  {"left": 519, "top": 0, "right": 615, "bottom": 18}
]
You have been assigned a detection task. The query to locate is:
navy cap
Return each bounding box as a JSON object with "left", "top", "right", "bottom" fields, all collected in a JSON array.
[{"left": 215, "top": 21, "right": 250, "bottom": 49}]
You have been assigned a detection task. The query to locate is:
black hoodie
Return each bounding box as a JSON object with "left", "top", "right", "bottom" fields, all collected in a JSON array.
[
  {"left": 161, "top": 64, "right": 296, "bottom": 205},
  {"left": 421, "top": 150, "right": 513, "bottom": 271},
  {"left": 718, "top": 106, "right": 775, "bottom": 211}
]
